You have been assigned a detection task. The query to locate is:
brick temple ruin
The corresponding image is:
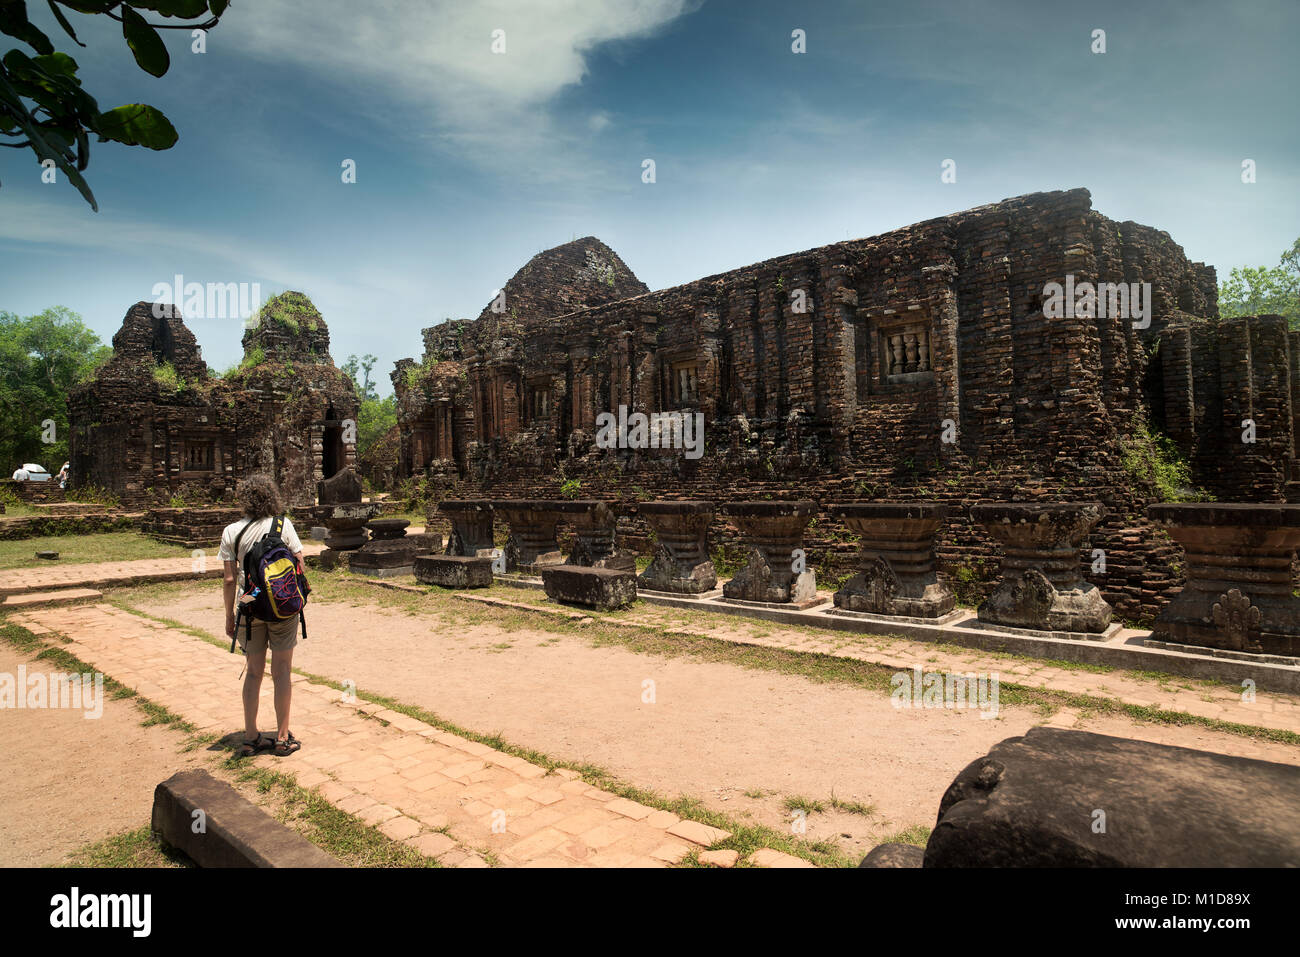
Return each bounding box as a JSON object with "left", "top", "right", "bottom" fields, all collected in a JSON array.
[
  {"left": 68, "top": 292, "right": 358, "bottom": 507},
  {"left": 58, "top": 189, "right": 1299, "bottom": 626},
  {"left": 390, "top": 189, "right": 1298, "bottom": 621}
]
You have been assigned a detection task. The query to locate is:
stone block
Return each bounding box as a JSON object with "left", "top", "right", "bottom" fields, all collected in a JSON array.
[
  {"left": 151, "top": 769, "right": 341, "bottom": 868},
  {"left": 542, "top": 565, "right": 636, "bottom": 610},
  {"left": 414, "top": 554, "right": 494, "bottom": 588}
]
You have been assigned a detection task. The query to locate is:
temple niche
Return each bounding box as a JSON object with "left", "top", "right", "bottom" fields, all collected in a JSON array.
[{"left": 69, "top": 291, "right": 359, "bottom": 507}]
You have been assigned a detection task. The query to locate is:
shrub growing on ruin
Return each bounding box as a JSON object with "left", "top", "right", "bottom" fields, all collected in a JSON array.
[{"left": 1121, "top": 419, "right": 1211, "bottom": 503}]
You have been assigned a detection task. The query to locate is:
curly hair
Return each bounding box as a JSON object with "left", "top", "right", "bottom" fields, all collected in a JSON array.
[{"left": 236, "top": 474, "right": 284, "bottom": 519}]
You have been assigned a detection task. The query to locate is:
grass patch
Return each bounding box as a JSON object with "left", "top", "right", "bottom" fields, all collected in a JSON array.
[
  {"left": 882, "top": 824, "right": 932, "bottom": 847},
  {"left": 829, "top": 794, "right": 876, "bottom": 817},
  {"left": 783, "top": 795, "right": 827, "bottom": 815},
  {"left": 60, "top": 825, "right": 192, "bottom": 868},
  {"left": 0, "top": 531, "right": 213, "bottom": 571}
]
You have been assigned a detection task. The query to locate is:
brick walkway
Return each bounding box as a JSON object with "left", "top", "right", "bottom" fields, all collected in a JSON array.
[{"left": 9, "top": 602, "right": 755, "bottom": 868}]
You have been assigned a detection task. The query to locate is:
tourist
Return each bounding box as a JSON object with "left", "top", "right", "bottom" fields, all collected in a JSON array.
[
  {"left": 219, "top": 474, "right": 306, "bottom": 757},
  {"left": 57, "top": 461, "right": 69, "bottom": 489}
]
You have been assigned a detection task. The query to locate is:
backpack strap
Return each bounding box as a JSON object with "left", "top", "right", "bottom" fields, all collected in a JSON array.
[
  {"left": 271, "top": 514, "right": 286, "bottom": 540},
  {"left": 232, "top": 518, "right": 256, "bottom": 558},
  {"left": 299, "top": 609, "right": 307, "bottom": 643}
]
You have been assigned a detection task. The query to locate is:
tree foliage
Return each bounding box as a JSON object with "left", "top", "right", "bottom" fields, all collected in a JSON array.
[
  {"left": 342, "top": 353, "right": 394, "bottom": 457},
  {"left": 0, "top": 1, "right": 232, "bottom": 210},
  {"left": 1219, "top": 237, "right": 1300, "bottom": 329},
  {"left": 342, "top": 353, "right": 379, "bottom": 402},
  {"left": 0, "top": 305, "right": 111, "bottom": 470}
]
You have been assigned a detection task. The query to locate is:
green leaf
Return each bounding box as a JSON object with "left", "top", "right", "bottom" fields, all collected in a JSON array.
[
  {"left": 93, "top": 103, "right": 178, "bottom": 149},
  {"left": 0, "top": 7, "right": 55, "bottom": 55},
  {"left": 0, "top": 70, "right": 98, "bottom": 209},
  {"left": 47, "top": 0, "right": 87, "bottom": 47},
  {"left": 209, "top": 0, "right": 230, "bottom": 15},
  {"left": 32, "top": 52, "right": 81, "bottom": 79},
  {"left": 120, "top": 6, "right": 170, "bottom": 77}
]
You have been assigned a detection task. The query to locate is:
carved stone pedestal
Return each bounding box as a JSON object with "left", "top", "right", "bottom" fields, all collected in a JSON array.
[
  {"left": 971, "top": 503, "right": 1112, "bottom": 634},
  {"left": 636, "top": 501, "right": 718, "bottom": 595},
  {"left": 830, "top": 503, "right": 955, "bottom": 618},
  {"left": 319, "top": 502, "right": 381, "bottom": 570},
  {"left": 491, "top": 500, "right": 565, "bottom": 574},
  {"left": 1147, "top": 504, "right": 1300, "bottom": 657},
  {"left": 554, "top": 500, "right": 635, "bottom": 572},
  {"left": 718, "top": 501, "right": 819, "bottom": 606},
  {"left": 349, "top": 518, "right": 418, "bottom": 577},
  {"left": 438, "top": 500, "right": 495, "bottom": 557}
]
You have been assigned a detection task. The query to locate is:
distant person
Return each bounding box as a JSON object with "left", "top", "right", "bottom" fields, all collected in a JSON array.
[
  {"left": 11, "top": 466, "right": 28, "bottom": 482},
  {"left": 57, "top": 462, "right": 69, "bottom": 489},
  {"left": 219, "top": 474, "right": 308, "bottom": 757}
]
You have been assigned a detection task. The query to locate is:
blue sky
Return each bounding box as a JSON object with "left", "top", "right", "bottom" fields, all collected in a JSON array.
[{"left": 3, "top": 0, "right": 1297, "bottom": 395}]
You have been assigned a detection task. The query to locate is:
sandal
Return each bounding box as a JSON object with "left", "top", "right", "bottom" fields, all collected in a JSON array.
[
  {"left": 239, "top": 733, "right": 273, "bottom": 757},
  {"left": 274, "top": 732, "right": 301, "bottom": 756}
]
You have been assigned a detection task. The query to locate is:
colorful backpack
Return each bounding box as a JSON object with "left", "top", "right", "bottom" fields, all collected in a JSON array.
[{"left": 230, "top": 515, "right": 310, "bottom": 652}]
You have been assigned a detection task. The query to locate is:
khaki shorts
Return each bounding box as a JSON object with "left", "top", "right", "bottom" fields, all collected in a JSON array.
[{"left": 238, "top": 616, "right": 299, "bottom": 656}]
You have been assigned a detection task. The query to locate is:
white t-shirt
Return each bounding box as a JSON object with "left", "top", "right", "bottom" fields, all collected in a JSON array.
[{"left": 218, "top": 515, "right": 304, "bottom": 591}]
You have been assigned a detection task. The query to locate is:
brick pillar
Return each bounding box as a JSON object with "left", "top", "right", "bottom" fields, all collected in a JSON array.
[
  {"left": 784, "top": 269, "right": 816, "bottom": 414},
  {"left": 725, "top": 286, "right": 759, "bottom": 419},
  {"left": 820, "top": 262, "right": 857, "bottom": 456},
  {"left": 925, "top": 261, "right": 961, "bottom": 457},
  {"left": 757, "top": 279, "right": 784, "bottom": 419},
  {"left": 1160, "top": 321, "right": 1195, "bottom": 454}
]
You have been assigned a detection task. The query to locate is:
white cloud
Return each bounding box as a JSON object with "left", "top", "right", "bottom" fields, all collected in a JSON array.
[{"left": 220, "top": 0, "right": 696, "bottom": 176}]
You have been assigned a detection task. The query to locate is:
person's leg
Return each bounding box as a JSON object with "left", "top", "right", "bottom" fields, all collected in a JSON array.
[
  {"left": 270, "top": 644, "right": 294, "bottom": 740},
  {"left": 268, "top": 618, "right": 299, "bottom": 746},
  {"left": 242, "top": 622, "right": 269, "bottom": 743}
]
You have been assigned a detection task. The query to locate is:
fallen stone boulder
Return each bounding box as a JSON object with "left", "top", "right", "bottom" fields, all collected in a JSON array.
[
  {"left": 542, "top": 565, "right": 636, "bottom": 610},
  {"left": 414, "top": 554, "right": 493, "bottom": 589},
  {"left": 925, "top": 727, "right": 1300, "bottom": 867},
  {"left": 151, "top": 769, "right": 341, "bottom": 868},
  {"left": 857, "top": 843, "right": 924, "bottom": 868}
]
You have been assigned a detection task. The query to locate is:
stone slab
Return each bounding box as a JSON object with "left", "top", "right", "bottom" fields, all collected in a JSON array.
[
  {"left": 720, "top": 594, "right": 830, "bottom": 611},
  {"left": 1, "top": 588, "right": 103, "bottom": 608},
  {"left": 954, "top": 618, "right": 1124, "bottom": 643},
  {"left": 151, "top": 769, "right": 341, "bottom": 868},
  {"left": 827, "top": 606, "right": 965, "bottom": 627}
]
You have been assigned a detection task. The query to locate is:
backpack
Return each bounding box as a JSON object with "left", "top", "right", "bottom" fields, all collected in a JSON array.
[{"left": 230, "top": 515, "right": 310, "bottom": 653}]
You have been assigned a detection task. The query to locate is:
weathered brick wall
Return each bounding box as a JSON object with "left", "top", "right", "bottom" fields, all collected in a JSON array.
[
  {"left": 70, "top": 299, "right": 359, "bottom": 508},
  {"left": 390, "top": 189, "right": 1294, "bottom": 620}
]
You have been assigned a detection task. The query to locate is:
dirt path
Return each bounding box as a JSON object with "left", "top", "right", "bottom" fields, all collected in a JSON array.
[
  {"left": 130, "top": 581, "right": 1300, "bottom": 855},
  {"left": 0, "top": 644, "right": 206, "bottom": 866}
]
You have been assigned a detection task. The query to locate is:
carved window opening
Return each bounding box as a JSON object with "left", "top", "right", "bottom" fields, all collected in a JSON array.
[
  {"left": 869, "top": 311, "right": 935, "bottom": 393},
  {"left": 185, "top": 440, "right": 214, "bottom": 471},
  {"left": 672, "top": 361, "right": 700, "bottom": 407},
  {"left": 882, "top": 323, "right": 931, "bottom": 378},
  {"left": 528, "top": 384, "right": 552, "bottom": 422}
]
